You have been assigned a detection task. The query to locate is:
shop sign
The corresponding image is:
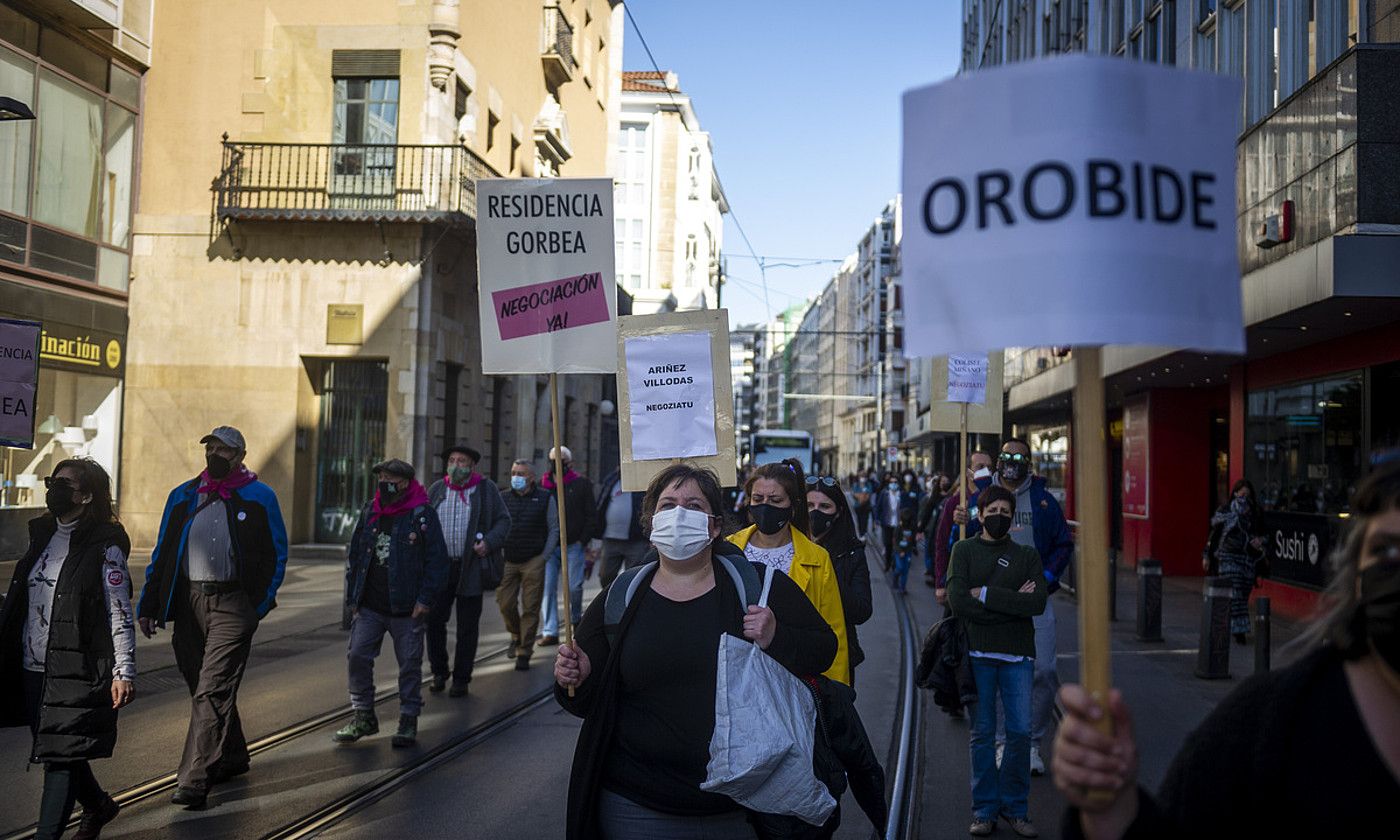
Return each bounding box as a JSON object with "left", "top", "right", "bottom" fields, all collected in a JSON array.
[
  {"left": 1, "top": 318, "right": 41, "bottom": 448},
  {"left": 1261, "top": 511, "right": 1332, "bottom": 590},
  {"left": 37, "top": 323, "right": 125, "bottom": 377}
]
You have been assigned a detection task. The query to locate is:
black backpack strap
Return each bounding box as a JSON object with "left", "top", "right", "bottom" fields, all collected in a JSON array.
[
  {"left": 715, "top": 552, "right": 763, "bottom": 610},
  {"left": 604, "top": 560, "right": 657, "bottom": 647}
]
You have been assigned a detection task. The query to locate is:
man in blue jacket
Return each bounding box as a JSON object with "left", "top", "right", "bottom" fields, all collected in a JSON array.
[
  {"left": 953, "top": 438, "right": 1074, "bottom": 777},
  {"left": 137, "top": 426, "right": 288, "bottom": 808},
  {"left": 335, "top": 458, "right": 448, "bottom": 749}
]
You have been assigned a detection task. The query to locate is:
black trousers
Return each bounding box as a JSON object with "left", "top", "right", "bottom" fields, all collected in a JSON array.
[
  {"left": 427, "top": 561, "right": 484, "bottom": 685},
  {"left": 24, "top": 670, "right": 107, "bottom": 840}
]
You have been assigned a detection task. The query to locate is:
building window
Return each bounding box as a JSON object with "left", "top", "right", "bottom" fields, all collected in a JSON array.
[
  {"left": 333, "top": 77, "right": 399, "bottom": 145},
  {"left": 1246, "top": 373, "right": 1364, "bottom": 516},
  {"left": 487, "top": 111, "right": 498, "bottom": 150},
  {"left": 454, "top": 80, "right": 470, "bottom": 122},
  {"left": 0, "top": 46, "right": 35, "bottom": 217}
]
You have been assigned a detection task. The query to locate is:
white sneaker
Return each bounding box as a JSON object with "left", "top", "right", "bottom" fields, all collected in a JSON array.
[
  {"left": 1029, "top": 746, "right": 1046, "bottom": 776},
  {"left": 994, "top": 743, "right": 1004, "bottom": 769}
]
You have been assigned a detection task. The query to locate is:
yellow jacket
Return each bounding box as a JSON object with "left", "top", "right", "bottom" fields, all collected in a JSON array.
[{"left": 729, "top": 525, "right": 850, "bottom": 685}]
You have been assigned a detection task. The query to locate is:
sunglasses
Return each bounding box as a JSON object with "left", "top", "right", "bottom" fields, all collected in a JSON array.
[
  {"left": 998, "top": 453, "right": 1030, "bottom": 463},
  {"left": 43, "top": 476, "right": 75, "bottom": 491},
  {"left": 805, "top": 476, "right": 839, "bottom": 488}
]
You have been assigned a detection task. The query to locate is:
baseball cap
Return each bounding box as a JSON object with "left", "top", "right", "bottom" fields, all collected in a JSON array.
[{"left": 200, "top": 426, "right": 246, "bottom": 451}]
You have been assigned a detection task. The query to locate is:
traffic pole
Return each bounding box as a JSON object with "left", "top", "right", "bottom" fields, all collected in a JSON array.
[
  {"left": 958, "top": 402, "right": 968, "bottom": 541},
  {"left": 549, "top": 372, "right": 576, "bottom": 697}
]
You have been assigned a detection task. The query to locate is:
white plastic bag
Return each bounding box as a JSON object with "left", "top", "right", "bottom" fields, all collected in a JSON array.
[{"left": 700, "top": 565, "right": 837, "bottom": 825}]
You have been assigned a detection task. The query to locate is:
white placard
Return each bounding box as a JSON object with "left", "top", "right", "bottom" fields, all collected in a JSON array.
[
  {"left": 946, "top": 354, "right": 988, "bottom": 404},
  {"left": 901, "top": 56, "right": 1243, "bottom": 358},
  {"left": 625, "top": 331, "right": 718, "bottom": 461},
  {"left": 476, "top": 178, "right": 618, "bottom": 374}
]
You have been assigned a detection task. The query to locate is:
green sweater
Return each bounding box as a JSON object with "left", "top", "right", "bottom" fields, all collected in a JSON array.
[{"left": 946, "top": 535, "right": 1048, "bottom": 658}]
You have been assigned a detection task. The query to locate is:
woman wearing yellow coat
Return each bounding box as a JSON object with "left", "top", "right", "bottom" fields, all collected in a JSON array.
[{"left": 729, "top": 461, "right": 850, "bottom": 685}]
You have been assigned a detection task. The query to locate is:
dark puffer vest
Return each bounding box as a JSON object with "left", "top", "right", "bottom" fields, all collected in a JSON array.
[{"left": 0, "top": 516, "right": 131, "bottom": 763}]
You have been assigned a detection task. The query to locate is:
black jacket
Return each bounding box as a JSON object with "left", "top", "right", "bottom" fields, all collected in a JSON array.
[
  {"left": 500, "top": 485, "right": 557, "bottom": 562},
  {"left": 555, "top": 540, "right": 837, "bottom": 840},
  {"left": 916, "top": 615, "right": 977, "bottom": 714},
  {"left": 0, "top": 516, "right": 131, "bottom": 763},
  {"left": 590, "top": 469, "right": 645, "bottom": 543},
  {"left": 545, "top": 471, "right": 595, "bottom": 546},
  {"left": 825, "top": 538, "right": 873, "bottom": 673}
]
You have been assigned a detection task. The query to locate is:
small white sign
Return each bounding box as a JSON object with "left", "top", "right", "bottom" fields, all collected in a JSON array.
[
  {"left": 946, "top": 354, "right": 988, "bottom": 404},
  {"left": 901, "top": 56, "right": 1243, "bottom": 357},
  {"left": 625, "top": 331, "right": 718, "bottom": 461}
]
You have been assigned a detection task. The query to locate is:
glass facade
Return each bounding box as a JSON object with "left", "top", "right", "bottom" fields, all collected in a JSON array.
[{"left": 1245, "top": 373, "right": 1364, "bottom": 516}]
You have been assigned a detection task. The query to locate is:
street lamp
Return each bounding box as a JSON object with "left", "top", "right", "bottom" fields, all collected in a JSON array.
[{"left": 0, "top": 97, "right": 36, "bottom": 121}]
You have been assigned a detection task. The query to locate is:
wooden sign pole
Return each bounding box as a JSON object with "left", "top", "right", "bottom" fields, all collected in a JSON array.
[
  {"left": 549, "top": 372, "right": 576, "bottom": 696},
  {"left": 959, "top": 402, "right": 969, "bottom": 541},
  {"left": 1072, "top": 347, "right": 1112, "bottom": 743}
]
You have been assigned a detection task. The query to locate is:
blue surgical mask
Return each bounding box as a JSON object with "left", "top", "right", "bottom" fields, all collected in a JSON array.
[{"left": 511, "top": 475, "right": 528, "bottom": 491}]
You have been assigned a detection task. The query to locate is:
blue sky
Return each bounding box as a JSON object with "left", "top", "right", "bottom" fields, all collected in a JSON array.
[{"left": 621, "top": 1, "right": 963, "bottom": 328}]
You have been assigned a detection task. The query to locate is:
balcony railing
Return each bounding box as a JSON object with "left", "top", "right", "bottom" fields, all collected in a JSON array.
[
  {"left": 212, "top": 137, "right": 498, "bottom": 231},
  {"left": 541, "top": 5, "right": 575, "bottom": 87}
]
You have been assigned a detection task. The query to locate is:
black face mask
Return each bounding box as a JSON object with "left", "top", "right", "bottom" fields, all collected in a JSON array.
[
  {"left": 1000, "top": 459, "right": 1029, "bottom": 484},
  {"left": 982, "top": 513, "right": 1012, "bottom": 541},
  {"left": 206, "top": 453, "right": 233, "bottom": 480},
  {"left": 1359, "top": 564, "right": 1400, "bottom": 673},
  {"left": 750, "top": 503, "right": 793, "bottom": 536},
  {"left": 809, "top": 509, "right": 837, "bottom": 540},
  {"left": 45, "top": 485, "right": 80, "bottom": 518},
  {"left": 378, "top": 481, "right": 402, "bottom": 501}
]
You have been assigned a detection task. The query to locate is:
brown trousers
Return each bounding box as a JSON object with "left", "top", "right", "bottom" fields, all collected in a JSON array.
[
  {"left": 495, "top": 554, "right": 546, "bottom": 658},
  {"left": 171, "top": 587, "right": 257, "bottom": 792}
]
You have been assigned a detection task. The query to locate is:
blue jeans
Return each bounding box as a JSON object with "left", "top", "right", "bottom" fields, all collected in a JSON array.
[
  {"left": 969, "top": 656, "right": 1033, "bottom": 821},
  {"left": 995, "top": 600, "right": 1061, "bottom": 746},
  {"left": 540, "top": 542, "right": 585, "bottom": 637},
  {"left": 893, "top": 549, "right": 913, "bottom": 590}
]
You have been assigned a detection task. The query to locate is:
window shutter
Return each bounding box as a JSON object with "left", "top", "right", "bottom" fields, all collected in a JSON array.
[{"left": 331, "top": 49, "right": 401, "bottom": 77}]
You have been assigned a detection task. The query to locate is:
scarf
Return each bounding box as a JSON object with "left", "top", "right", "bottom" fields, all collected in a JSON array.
[
  {"left": 541, "top": 469, "right": 580, "bottom": 491},
  {"left": 370, "top": 479, "right": 430, "bottom": 525},
  {"left": 446, "top": 471, "right": 484, "bottom": 503},
  {"left": 197, "top": 465, "right": 258, "bottom": 500}
]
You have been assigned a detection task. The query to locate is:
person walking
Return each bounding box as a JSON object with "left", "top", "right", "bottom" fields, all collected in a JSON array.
[
  {"left": 588, "top": 466, "right": 648, "bottom": 589},
  {"left": 335, "top": 459, "right": 448, "bottom": 748},
  {"left": 806, "top": 475, "right": 873, "bottom": 686},
  {"left": 947, "top": 484, "right": 1047, "bottom": 838},
  {"left": 729, "top": 460, "right": 851, "bottom": 686},
  {"left": 424, "top": 443, "right": 511, "bottom": 697},
  {"left": 953, "top": 439, "right": 1074, "bottom": 776},
  {"left": 917, "top": 474, "right": 951, "bottom": 587},
  {"left": 1, "top": 459, "right": 134, "bottom": 840},
  {"left": 873, "top": 474, "right": 903, "bottom": 571},
  {"left": 851, "top": 472, "right": 875, "bottom": 539},
  {"left": 1205, "top": 479, "right": 1266, "bottom": 645},
  {"left": 1053, "top": 462, "right": 1400, "bottom": 838},
  {"left": 538, "top": 446, "right": 594, "bottom": 647},
  {"left": 497, "top": 459, "right": 558, "bottom": 670},
  {"left": 137, "top": 426, "right": 287, "bottom": 809},
  {"left": 553, "top": 464, "right": 837, "bottom": 839}
]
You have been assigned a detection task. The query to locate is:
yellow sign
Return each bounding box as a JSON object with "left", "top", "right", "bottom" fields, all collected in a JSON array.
[
  {"left": 327, "top": 304, "right": 364, "bottom": 345},
  {"left": 40, "top": 330, "right": 104, "bottom": 368},
  {"left": 105, "top": 339, "right": 121, "bottom": 370}
]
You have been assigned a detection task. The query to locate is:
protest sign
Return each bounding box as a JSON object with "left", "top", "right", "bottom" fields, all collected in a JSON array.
[
  {"left": 625, "top": 331, "right": 717, "bottom": 461},
  {"left": 926, "top": 352, "right": 1003, "bottom": 435},
  {"left": 0, "top": 318, "right": 41, "bottom": 449},
  {"left": 901, "top": 56, "right": 1243, "bottom": 358},
  {"left": 616, "top": 310, "right": 735, "bottom": 493},
  {"left": 476, "top": 178, "right": 617, "bottom": 374},
  {"left": 946, "top": 354, "right": 988, "bottom": 404}
]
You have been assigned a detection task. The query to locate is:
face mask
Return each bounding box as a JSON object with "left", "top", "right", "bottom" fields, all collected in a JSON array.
[
  {"left": 1000, "top": 458, "right": 1029, "bottom": 484},
  {"left": 1360, "top": 564, "right": 1400, "bottom": 673},
  {"left": 510, "top": 475, "right": 528, "bottom": 491},
  {"left": 982, "top": 513, "right": 1012, "bottom": 540},
  {"left": 750, "top": 503, "right": 793, "bottom": 536},
  {"left": 45, "top": 485, "right": 80, "bottom": 518},
  {"left": 650, "top": 506, "right": 714, "bottom": 561},
  {"left": 1230, "top": 495, "right": 1250, "bottom": 516},
  {"left": 972, "top": 466, "right": 992, "bottom": 481},
  {"left": 378, "top": 481, "right": 401, "bottom": 501},
  {"left": 449, "top": 466, "right": 472, "bottom": 484},
  {"left": 809, "top": 509, "right": 837, "bottom": 539},
  {"left": 206, "top": 453, "right": 233, "bottom": 480}
]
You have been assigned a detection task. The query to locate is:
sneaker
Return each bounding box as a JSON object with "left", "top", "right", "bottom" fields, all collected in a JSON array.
[
  {"left": 333, "top": 710, "right": 379, "bottom": 742},
  {"left": 448, "top": 683, "right": 469, "bottom": 698},
  {"left": 73, "top": 795, "right": 119, "bottom": 840},
  {"left": 995, "top": 742, "right": 1004, "bottom": 769},
  {"left": 1001, "top": 815, "right": 1039, "bottom": 838},
  {"left": 170, "top": 787, "right": 206, "bottom": 809},
  {"left": 390, "top": 715, "right": 418, "bottom": 748},
  {"left": 1029, "top": 745, "right": 1046, "bottom": 777},
  {"left": 514, "top": 655, "right": 530, "bottom": 671},
  {"left": 969, "top": 818, "right": 995, "bottom": 836},
  {"left": 208, "top": 761, "right": 249, "bottom": 785},
  {"left": 428, "top": 674, "right": 447, "bottom": 693}
]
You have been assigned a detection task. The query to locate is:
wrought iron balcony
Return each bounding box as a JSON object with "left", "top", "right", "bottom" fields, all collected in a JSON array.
[
  {"left": 212, "top": 137, "right": 498, "bottom": 230},
  {"left": 541, "top": 5, "right": 575, "bottom": 88}
]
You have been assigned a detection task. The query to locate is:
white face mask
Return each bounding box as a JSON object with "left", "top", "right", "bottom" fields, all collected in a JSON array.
[{"left": 650, "top": 506, "right": 715, "bottom": 561}]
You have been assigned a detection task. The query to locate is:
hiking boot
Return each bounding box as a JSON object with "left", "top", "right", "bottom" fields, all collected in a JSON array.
[
  {"left": 448, "top": 683, "right": 469, "bottom": 698},
  {"left": 1029, "top": 745, "right": 1046, "bottom": 777},
  {"left": 170, "top": 787, "right": 206, "bottom": 809},
  {"left": 333, "top": 710, "right": 379, "bottom": 742},
  {"left": 969, "top": 818, "right": 995, "bottom": 836},
  {"left": 428, "top": 674, "right": 448, "bottom": 693},
  {"left": 1001, "top": 815, "right": 1039, "bottom": 838},
  {"left": 73, "top": 795, "right": 119, "bottom": 840},
  {"left": 514, "top": 655, "right": 530, "bottom": 671},
  {"left": 390, "top": 715, "right": 418, "bottom": 748}
]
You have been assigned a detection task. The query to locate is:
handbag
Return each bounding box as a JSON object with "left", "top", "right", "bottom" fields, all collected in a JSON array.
[
  {"left": 479, "top": 549, "right": 505, "bottom": 591},
  {"left": 700, "top": 565, "right": 837, "bottom": 826}
]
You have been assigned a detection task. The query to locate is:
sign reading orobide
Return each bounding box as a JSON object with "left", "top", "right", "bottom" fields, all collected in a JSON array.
[
  {"left": 476, "top": 178, "right": 618, "bottom": 374},
  {"left": 900, "top": 56, "right": 1244, "bottom": 357},
  {"left": 625, "top": 331, "right": 717, "bottom": 461},
  {"left": 0, "top": 318, "right": 41, "bottom": 449}
]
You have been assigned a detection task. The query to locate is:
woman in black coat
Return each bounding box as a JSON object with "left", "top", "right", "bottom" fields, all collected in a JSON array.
[
  {"left": 804, "top": 476, "right": 873, "bottom": 685},
  {"left": 0, "top": 458, "right": 135, "bottom": 840}
]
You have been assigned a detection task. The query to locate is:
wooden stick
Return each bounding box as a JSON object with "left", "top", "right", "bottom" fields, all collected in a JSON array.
[
  {"left": 549, "top": 372, "right": 576, "bottom": 697},
  {"left": 1072, "top": 347, "right": 1113, "bottom": 746},
  {"left": 959, "top": 402, "right": 968, "bottom": 541}
]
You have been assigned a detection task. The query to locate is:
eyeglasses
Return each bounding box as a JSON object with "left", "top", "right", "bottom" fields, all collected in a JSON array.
[
  {"left": 43, "top": 476, "right": 75, "bottom": 491},
  {"left": 805, "top": 476, "right": 839, "bottom": 488},
  {"left": 998, "top": 453, "right": 1030, "bottom": 463}
]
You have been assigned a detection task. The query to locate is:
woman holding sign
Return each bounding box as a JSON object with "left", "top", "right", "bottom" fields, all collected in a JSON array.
[{"left": 729, "top": 461, "right": 851, "bottom": 686}]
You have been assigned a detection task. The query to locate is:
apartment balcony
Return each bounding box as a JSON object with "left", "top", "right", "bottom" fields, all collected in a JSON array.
[
  {"left": 540, "top": 5, "right": 576, "bottom": 89},
  {"left": 211, "top": 138, "right": 498, "bottom": 234}
]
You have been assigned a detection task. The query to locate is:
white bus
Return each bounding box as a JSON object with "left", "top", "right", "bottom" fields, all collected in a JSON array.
[{"left": 750, "top": 429, "right": 815, "bottom": 475}]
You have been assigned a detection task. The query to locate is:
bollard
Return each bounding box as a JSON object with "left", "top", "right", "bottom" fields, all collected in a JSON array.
[
  {"left": 1135, "top": 558, "right": 1163, "bottom": 642},
  {"left": 1196, "top": 576, "right": 1233, "bottom": 679},
  {"left": 1254, "top": 596, "right": 1271, "bottom": 675}
]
